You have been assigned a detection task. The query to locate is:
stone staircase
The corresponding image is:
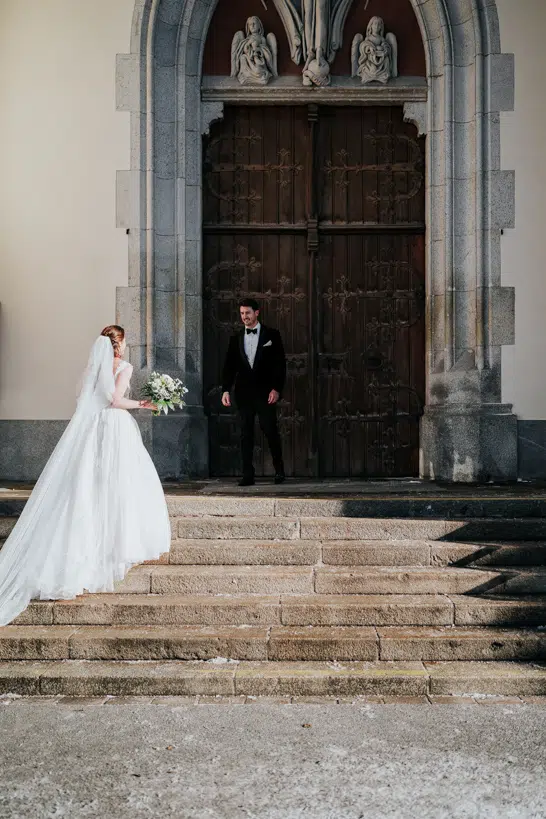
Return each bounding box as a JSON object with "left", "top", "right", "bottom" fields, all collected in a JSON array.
[{"left": 1, "top": 495, "right": 546, "bottom": 698}]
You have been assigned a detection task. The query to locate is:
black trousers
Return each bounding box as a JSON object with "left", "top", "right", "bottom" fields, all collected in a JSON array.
[{"left": 236, "top": 392, "right": 284, "bottom": 477}]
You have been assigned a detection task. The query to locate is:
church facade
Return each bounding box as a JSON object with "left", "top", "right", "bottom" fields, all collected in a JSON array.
[{"left": 0, "top": 0, "right": 544, "bottom": 484}]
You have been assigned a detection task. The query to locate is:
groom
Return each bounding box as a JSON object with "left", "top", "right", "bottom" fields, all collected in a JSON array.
[{"left": 221, "top": 298, "right": 286, "bottom": 486}]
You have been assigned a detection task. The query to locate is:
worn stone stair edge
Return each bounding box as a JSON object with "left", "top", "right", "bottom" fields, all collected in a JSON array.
[
  {"left": 113, "top": 564, "right": 516, "bottom": 596},
  {"left": 1, "top": 624, "right": 546, "bottom": 663},
  {"left": 1, "top": 660, "right": 546, "bottom": 698},
  {"left": 175, "top": 516, "right": 546, "bottom": 542},
  {"left": 12, "top": 593, "right": 546, "bottom": 629}
]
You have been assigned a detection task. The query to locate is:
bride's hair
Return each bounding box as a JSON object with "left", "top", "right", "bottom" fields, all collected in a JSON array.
[{"left": 101, "top": 325, "right": 125, "bottom": 358}]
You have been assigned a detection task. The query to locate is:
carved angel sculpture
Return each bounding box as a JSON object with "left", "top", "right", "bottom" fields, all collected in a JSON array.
[
  {"left": 351, "top": 17, "right": 398, "bottom": 85},
  {"left": 231, "top": 17, "right": 278, "bottom": 86},
  {"left": 272, "top": 0, "right": 354, "bottom": 87}
]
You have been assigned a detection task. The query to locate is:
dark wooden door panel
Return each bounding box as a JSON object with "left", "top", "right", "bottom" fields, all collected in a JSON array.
[
  {"left": 317, "top": 233, "right": 424, "bottom": 477},
  {"left": 203, "top": 105, "right": 425, "bottom": 478},
  {"left": 318, "top": 106, "right": 425, "bottom": 226},
  {"left": 203, "top": 233, "right": 310, "bottom": 477},
  {"left": 203, "top": 106, "right": 308, "bottom": 227}
]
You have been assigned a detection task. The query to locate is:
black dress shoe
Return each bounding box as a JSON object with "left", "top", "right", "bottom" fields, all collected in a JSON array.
[
  {"left": 274, "top": 473, "right": 285, "bottom": 485},
  {"left": 238, "top": 476, "right": 255, "bottom": 487}
]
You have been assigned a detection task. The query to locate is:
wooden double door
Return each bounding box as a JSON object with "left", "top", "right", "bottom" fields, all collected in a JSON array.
[{"left": 203, "top": 105, "right": 425, "bottom": 478}]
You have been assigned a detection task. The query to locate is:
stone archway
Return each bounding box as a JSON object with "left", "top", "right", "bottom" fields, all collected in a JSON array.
[{"left": 116, "top": 0, "right": 516, "bottom": 482}]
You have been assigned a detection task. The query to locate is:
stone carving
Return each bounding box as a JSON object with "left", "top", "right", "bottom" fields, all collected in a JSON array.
[
  {"left": 231, "top": 17, "right": 278, "bottom": 86},
  {"left": 272, "top": 0, "right": 355, "bottom": 87},
  {"left": 351, "top": 17, "right": 398, "bottom": 85}
]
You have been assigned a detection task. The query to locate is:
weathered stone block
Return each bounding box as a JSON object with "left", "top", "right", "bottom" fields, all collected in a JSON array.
[
  {"left": 149, "top": 565, "right": 314, "bottom": 595},
  {"left": 177, "top": 516, "right": 300, "bottom": 540},
  {"left": 166, "top": 496, "right": 275, "bottom": 518},
  {"left": 53, "top": 594, "right": 281, "bottom": 627},
  {"left": 113, "top": 566, "right": 152, "bottom": 594},
  {"left": 452, "top": 595, "right": 546, "bottom": 626},
  {"left": 427, "top": 661, "right": 546, "bottom": 697},
  {"left": 299, "top": 518, "right": 447, "bottom": 541},
  {"left": 169, "top": 539, "right": 319, "bottom": 566},
  {"left": 116, "top": 53, "right": 140, "bottom": 113},
  {"left": 314, "top": 567, "right": 500, "bottom": 596},
  {"left": 322, "top": 541, "right": 431, "bottom": 567},
  {"left": 39, "top": 661, "right": 237, "bottom": 697},
  {"left": 268, "top": 627, "right": 379, "bottom": 662},
  {"left": 0, "top": 662, "right": 42, "bottom": 695},
  {"left": 281, "top": 594, "right": 453, "bottom": 627},
  {"left": 11, "top": 602, "right": 54, "bottom": 626},
  {"left": 379, "top": 627, "right": 546, "bottom": 662},
  {"left": 489, "top": 53, "right": 515, "bottom": 113},
  {"left": 234, "top": 662, "right": 428, "bottom": 697},
  {"left": 69, "top": 625, "right": 268, "bottom": 661},
  {"left": 0, "top": 518, "right": 16, "bottom": 538},
  {"left": 490, "top": 286, "right": 515, "bottom": 346},
  {"left": 0, "top": 626, "right": 75, "bottom": 660}
]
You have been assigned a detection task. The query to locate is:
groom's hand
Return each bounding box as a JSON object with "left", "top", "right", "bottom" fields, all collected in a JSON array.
[
  {"left": 268, "top": 389, "right": 280, "bottom": 405},
  {"left": 221, "top": 391, "right": 231, "bottom": 408}
]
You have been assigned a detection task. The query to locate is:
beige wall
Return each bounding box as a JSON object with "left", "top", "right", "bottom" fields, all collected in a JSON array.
[
  {"left": 0, "top": 0, "right": 134, "bottom": 419},
  {"left": 1, "top": 0, "right": 545, "bottom": 421},
  {"left": 498, "top": 0, "right": 546, "bottom": 419}
]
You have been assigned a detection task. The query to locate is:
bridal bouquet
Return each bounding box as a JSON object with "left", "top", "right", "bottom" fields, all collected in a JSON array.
[{"left": 142, "top": 372, "right": 189, "bottom": 415}]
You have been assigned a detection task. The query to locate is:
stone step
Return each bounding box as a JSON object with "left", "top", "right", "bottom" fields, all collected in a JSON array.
[
  {"left": 451, "top": 594, "right": 546, "bottom": 626},
  {"left": 117, "top": 565, "right": 314, "bottom": 595},
  {"left": 114, "top": 565, "right": 513, "bottom": 596},
  {"left": 169, "top": 539, "right": 546, "bottom": 569},
  {"left": 377, "top": 627, "right": 546, "bottom": 662},
  {"left": 13, "top": 592, "right": 546, "bottom": 629},
  {"left": 0, "top": 517, "right": 16, "bottom": 538},
  {"left": 169, "top": 539, "right": 321, "bottom": 565},
  {"left": 164, "top": 495, "right": 546, "bottom": 524},
  {"left": 175, "top": 516, "right": 546, "bottom": 542},
  {"left": 1, "top": 624, "right": 545, "bottom": 663},
  {"left": 13, "top": 593, "right": 455, "bottom": 627},
  {"left": 1, "top": 659, "right": 545, "bottom": 698},
  {"left": 501, "top": 569, "right": 546, "bottom": 594},
  {"left": 432, "top": 543, "right": 546, "bottom": 568},
  {"left": 314, "top": 567, "right": 504, "bottom": 595},
  {"left": 175, "top": 516, "right": 462, "bottom": 542},
  {"left": 176, "top": 516, "right": 301, "bottom": 541},
  {"left": 323, "top": 540, "right": 433, "bottom": 566}
]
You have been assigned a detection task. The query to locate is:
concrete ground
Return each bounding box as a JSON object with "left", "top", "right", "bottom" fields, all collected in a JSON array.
[{"left": 0, "top": 698, "right": 545, "bottom": 818}]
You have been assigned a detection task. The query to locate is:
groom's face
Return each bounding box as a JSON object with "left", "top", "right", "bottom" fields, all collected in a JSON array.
[{"left": 240, "top": 306, "right": 259, "bottom": 328}]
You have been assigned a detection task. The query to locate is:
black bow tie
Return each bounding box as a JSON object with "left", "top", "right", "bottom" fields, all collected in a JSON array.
[{"left": 246, "top": 328, "right": 258, "bottom": 335}]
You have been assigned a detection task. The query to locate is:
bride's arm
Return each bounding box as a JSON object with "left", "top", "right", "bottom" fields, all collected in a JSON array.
[{"left": 110, "top": 365, "right": 142, "bottom": 410}]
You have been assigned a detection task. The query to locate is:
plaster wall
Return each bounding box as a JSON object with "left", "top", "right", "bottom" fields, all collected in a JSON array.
[
  {"left": 497, "top": 0, "right": 546, "bottom": 421},
  {"left": 0, "top": 0, "right": 134, "bottom": 420}
]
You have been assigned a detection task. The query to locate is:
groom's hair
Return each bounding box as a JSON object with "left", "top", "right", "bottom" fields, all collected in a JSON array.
[{"left": 239, "top": 298, "right": 260, "bottom": 312}]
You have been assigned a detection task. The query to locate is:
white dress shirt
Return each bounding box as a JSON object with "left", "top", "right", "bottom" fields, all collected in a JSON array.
[{"left": 244, "top": 322, "right": 261, "bottom": 368}]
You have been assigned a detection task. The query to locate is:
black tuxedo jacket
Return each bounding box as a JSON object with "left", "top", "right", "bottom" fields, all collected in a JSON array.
[{"left": 222, "top": 325, "right": 286, "bottom": 400}]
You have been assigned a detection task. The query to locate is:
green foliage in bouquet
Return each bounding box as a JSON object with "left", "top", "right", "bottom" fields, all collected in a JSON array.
[{"left": 142, "top": 372, "right": 189, "bottom": 416}]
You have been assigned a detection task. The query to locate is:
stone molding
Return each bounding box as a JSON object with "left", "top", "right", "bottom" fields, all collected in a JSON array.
[
  {"left": 202, "top": 76, "right": 427, "bottom": 105},
  {"left": 115, "top": 0, "right": 517, "bottom": 482},
  {"left": 403, "top": 101, "right": 427, "bottom": 136}
]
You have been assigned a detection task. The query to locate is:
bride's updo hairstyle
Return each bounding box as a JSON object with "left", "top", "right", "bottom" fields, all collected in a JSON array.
[{"left": 101, "top": 325, "right": 125, "bottom": 358}]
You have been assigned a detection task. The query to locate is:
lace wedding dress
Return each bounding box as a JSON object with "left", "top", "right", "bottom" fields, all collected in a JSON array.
[{"left": 0, "top": 337, "right": 171, "bottom": 626}]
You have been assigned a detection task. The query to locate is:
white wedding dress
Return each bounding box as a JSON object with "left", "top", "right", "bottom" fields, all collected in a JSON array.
[{"left": 0, "top": 337, "right": 171, "bottom": 626}]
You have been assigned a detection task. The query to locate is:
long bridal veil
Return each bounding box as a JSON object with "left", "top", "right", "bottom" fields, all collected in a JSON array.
[{"left": 0, "top": 336, "right": 170, "bottom": 626}]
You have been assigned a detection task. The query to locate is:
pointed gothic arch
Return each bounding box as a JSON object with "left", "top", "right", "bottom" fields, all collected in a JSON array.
[{"left": 116, "top": 0, "right": 516, "bottom": 482}]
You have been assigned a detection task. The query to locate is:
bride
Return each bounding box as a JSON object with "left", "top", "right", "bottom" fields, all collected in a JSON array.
[{"left": 0, "top": 325, "right": 171, "bottom": 626}]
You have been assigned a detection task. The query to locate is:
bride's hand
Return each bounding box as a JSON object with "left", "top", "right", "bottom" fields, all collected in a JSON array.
[{"left": 139, "top": 400, "right": 157, "bottom": 411}]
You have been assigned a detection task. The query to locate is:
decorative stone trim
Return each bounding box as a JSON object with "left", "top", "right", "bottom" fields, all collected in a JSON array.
[
  {"left": 201, "top": 101, "right": 224, "bottom": 136},
  {"left": 201, "top": 76, "right": 428, "bottom": 106},
  {"left": 114, "top": 0, "right": 518, "bottom": 482},
  {"left": 403, "top": 101, "right": 427, "bottom": 136}
]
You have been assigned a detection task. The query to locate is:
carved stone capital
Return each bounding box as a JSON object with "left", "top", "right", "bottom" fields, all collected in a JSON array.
[
  {"left": 403, "top": 101, "right": 428, "bottom": 136},
  {"left": 201, "top": 101, "right": 224, "bottom": 136}
]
